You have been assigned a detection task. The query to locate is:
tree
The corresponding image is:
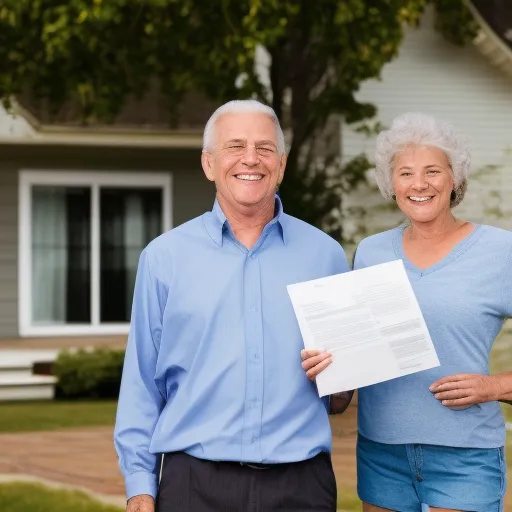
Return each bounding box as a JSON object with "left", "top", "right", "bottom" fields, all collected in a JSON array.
[{"left": 0, "top": 0, "right": 477, "bottom": 240}]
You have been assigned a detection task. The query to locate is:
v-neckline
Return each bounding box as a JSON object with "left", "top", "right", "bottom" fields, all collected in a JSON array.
[{"left": 392, "top": 223, "right": 484, "bottom": 276}]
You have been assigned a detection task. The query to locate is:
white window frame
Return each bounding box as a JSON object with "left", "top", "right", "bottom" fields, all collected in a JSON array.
[{"left": 18, "top": 170, "right": 172, "bottom": 337}]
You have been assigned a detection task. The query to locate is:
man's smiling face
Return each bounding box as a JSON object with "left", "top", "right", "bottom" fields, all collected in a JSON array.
[{"left": 201, "top": 112, "right": 286, "bottom": 214}]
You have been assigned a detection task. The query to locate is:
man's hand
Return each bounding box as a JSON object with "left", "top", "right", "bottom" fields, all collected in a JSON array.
[
  {"left": 329, "top": 390, "right": 354, "bottom": 415},
  {"left": 126, "top": 494, "right": 155, "bottom": 512},
  {"left": 300, "top": 349, "right": 332, "bottom": 380},
  {"left": 430, "top": 373, "right": 501, "bottom": 408}
]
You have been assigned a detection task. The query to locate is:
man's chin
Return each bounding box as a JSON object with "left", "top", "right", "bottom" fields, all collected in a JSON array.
[{"left": 231, "top": 192, "right": 273, "bottom": 209}]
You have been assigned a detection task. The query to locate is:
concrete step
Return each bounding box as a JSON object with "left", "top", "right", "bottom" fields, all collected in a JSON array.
[
  {"left": 0, "top": 368, "right": 35, "bottom": 379},
  {"left": 0, "top": 374, "right": 57, "bottom": 401},
  {"left": 0, "top": 350, "right": 59, "bottom": 401}
]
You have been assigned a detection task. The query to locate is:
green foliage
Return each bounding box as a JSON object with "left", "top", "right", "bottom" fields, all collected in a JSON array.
[
  {"left": 54, "top": 348, "right": 125, "bottom": 399},
  {"left": 433, "top": 0, "right": 478, "bottom": 45},
  {"left": 0, "top": 482, "right": 122, "bottom": 512},
  {"left": 0, "top": 0, "right": 475, "bottom": 239}
]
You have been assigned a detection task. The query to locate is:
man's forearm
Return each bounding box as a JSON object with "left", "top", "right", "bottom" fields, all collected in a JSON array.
[{"left": 329, "top": 390, "right": 354, "bottom": 414}]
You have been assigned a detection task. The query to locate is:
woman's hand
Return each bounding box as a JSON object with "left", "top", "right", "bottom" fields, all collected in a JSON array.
[
  {"left": 429, "top": 373, "right": 501, "bottom": 407},
  {"left": 300, "top": 349, "right": 332, "bottom": 381}
]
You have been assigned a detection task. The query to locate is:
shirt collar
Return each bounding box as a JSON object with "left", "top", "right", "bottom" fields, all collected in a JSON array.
[{"left": 203, "top": 194, "right": 286, "bottom": 247}]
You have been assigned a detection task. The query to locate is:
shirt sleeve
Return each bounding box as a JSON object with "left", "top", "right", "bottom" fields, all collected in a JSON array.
[
  {"left": 114, "top": 248, "right": 166, "bottom": 500},
  {"left": 501, "top": 240, "right": 512, "bottom": 318}
]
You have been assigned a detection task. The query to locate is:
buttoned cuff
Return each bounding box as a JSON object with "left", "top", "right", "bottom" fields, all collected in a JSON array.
[{"left": 125, "top": 471, "right": 159, "bottom": 500}]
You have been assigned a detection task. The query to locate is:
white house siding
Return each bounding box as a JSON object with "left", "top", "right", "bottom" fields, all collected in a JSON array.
[
  {"left": 0, "top": 145, "right": 214, "bottom": 339},
  {"left": 0, "top": 104, "right": 35, "bottom": 138},
  {"left": 0, "top": 168, "right": 19, "bottom": 338},
  {"left": 341, "top": 6, "right": 512, "bottom": 243}
]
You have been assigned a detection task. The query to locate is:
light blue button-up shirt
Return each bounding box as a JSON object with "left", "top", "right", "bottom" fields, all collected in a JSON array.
[{"left": 114, "top": 196, "right": 349, "bottom": 499}]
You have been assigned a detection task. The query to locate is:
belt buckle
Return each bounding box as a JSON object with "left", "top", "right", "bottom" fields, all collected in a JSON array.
[{"left": 239, "top": 462, "right": 271, "bottom": 470}]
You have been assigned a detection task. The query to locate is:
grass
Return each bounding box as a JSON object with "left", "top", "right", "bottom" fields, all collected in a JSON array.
[
  {"left": 0, "top": 330, "right": 509, "bottom": 510},
  {"left": 0, "top": 482, "right": 122, "bottom": 512},
  {"left": 490, "top": 334, "right": 512, "bottom": 474},
  {"left": 0, "top": 400, "right": 117, "bottom": 433},
  {"left": 337, "top": 485, "right": 360, "bottom": 511}
]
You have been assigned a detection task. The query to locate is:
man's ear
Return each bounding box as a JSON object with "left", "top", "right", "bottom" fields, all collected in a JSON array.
[
  {"left": 277, "top": 153, "right": 287, "bottom": 186},
  {"left": 201, "top": 152, "right": 215, "bottom": 182}
]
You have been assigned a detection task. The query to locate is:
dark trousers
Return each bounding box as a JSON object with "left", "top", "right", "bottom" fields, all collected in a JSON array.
[{"left": 156, "top": 451, "right": 337, "bottom": 512}]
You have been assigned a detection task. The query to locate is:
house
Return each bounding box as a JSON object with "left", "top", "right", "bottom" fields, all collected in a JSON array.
[
  {"left": 3, "top": 0, "right": 511, "bottom": 343},
  {"left": 341, "top": 1, "right": 512, "bottom": 244},
  {"left": 0, "top": 93, "right": 216, "bottom": 341}
]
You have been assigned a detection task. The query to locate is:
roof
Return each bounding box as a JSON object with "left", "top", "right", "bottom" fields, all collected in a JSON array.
[
  {"left": 0, "top": 90, "right": 207, "bottom": 149},
  {"left": 471, "top": 0, "right": 512, "bottom": 51},
  {"left": 469, "top": 0, "right": 512, "bottom": 77}
]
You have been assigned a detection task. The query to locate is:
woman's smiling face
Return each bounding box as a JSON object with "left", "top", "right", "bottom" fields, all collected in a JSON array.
[{"left": 392, "top": 145, "right": 454, "bottom": 224}]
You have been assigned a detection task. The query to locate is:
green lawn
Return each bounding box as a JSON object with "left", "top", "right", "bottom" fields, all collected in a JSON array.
[
  {"left": 490, "top": 335, "right": 512, "bottom": 472},
  {"left": 337, "top": 486, "right": 360, "bottom": 511},
  {"left": 0, "top": 400, "right": 117, "bottom": 433},
  {"left": 0, "top": 482, "right": 122, "bottom": 512}
]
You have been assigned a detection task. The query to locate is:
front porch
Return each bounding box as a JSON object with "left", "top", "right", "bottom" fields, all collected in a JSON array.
[{"left": 0, "top": 336, "right": 127, "bottom": 401}]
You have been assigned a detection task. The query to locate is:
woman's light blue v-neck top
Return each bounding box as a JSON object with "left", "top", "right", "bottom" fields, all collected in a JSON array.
[{"left": 354, "top": 224, "right": 512, "bottom": 448}]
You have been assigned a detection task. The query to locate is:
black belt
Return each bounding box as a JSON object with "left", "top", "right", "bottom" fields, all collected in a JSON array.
[
  {"left": 230, "top": 452, "right": 329, "bottom": 470},
  {"left": 238, "top": 461, "right": 276, "bottom": 470},
  {"left": 165, "top": 451, "right": 329, "bottom": 470}
]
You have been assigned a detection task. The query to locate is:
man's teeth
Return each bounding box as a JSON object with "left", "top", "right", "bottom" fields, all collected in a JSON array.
[
  {"left": 236, "top": 174, "right": 263, "bottom": 181},
  {"left": 409, "top": 196, "right": 432, "bottom": 202}
]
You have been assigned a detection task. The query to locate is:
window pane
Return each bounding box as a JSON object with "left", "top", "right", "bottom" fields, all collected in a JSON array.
[
  {"left": 100, "top": 188, "right": 163, "bottom": 322},
  {"left": 32, "top": 186, "right": 91, "bottom": 324}
]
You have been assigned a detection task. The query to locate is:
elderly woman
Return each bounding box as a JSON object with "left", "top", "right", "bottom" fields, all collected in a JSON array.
[{"left": 302, "top": 112, "right": 512, "bottom": 512}]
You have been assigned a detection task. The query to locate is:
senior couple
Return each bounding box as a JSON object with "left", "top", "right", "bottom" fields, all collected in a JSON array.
[{"left": 114, "top": 99, "right": 512, "bottom": 512}]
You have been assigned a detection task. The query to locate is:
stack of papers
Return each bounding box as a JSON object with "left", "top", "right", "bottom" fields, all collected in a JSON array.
[{"left": 287, "top": 260, "right": 439, "bottom": 397}]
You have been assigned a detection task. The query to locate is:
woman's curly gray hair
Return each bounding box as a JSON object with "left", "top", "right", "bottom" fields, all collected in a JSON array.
[{"left": 374, "top": 112, "right": 471, "bottom": 208}]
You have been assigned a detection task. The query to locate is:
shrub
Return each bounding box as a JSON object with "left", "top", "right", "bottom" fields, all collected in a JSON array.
[{"left": 54, "top": 349, "right": 125, "bottom": 399}]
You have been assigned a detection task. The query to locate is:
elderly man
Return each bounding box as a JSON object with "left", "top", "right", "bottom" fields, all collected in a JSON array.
[{"left": 114, "top": 99, "right": 350, "bottom": 512}]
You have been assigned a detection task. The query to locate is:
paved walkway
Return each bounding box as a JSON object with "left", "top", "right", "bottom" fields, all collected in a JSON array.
[
  {"left": 1, "top": 402, "right": 511, "bottom": 510},
  {"left": 0, "top": 406, "right": 358, "bottom": 507}
]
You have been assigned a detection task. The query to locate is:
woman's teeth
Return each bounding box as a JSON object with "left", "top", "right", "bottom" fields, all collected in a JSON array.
[{"left": 409, "top": 196, "right": 432, "bottom": 202}]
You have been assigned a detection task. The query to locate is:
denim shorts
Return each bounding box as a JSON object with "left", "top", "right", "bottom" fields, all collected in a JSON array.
[{"left": 357, "top": 433, "right": 506, "bottom": 512}]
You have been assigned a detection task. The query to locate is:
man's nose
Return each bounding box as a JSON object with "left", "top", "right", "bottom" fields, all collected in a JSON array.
[{"left": 241, "top": 146, "right": 259, "bottom": 166}]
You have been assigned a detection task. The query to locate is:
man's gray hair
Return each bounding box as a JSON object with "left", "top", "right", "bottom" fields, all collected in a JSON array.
[
  {"left": 202, "top": 99, "right": 286, "bottom": 155},
  {"left": 374, "top": 112, "right": 471, "bottom": 208}
]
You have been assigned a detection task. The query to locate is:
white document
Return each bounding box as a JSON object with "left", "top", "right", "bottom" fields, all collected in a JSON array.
[{"left": 287, "top": 260, "right": 439, "bottom": 397}]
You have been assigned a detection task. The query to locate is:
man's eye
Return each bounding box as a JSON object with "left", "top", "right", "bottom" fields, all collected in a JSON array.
[{"left": 257, "top": 147, "right": 273, "bottom": 153}]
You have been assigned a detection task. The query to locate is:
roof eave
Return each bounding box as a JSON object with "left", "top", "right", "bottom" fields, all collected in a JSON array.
[{"left": 467, "top": 0, "right": 512, "bottom": 78}]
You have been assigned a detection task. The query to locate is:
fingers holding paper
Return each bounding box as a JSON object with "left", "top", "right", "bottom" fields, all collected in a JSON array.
[{"left": 301, "top": 349, "right": 332, "bottom": 381}]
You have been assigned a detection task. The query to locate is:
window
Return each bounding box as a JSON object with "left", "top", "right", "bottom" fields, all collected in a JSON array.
[{"left": 19, "top": 171, "right": 172, "bottom": 336}]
